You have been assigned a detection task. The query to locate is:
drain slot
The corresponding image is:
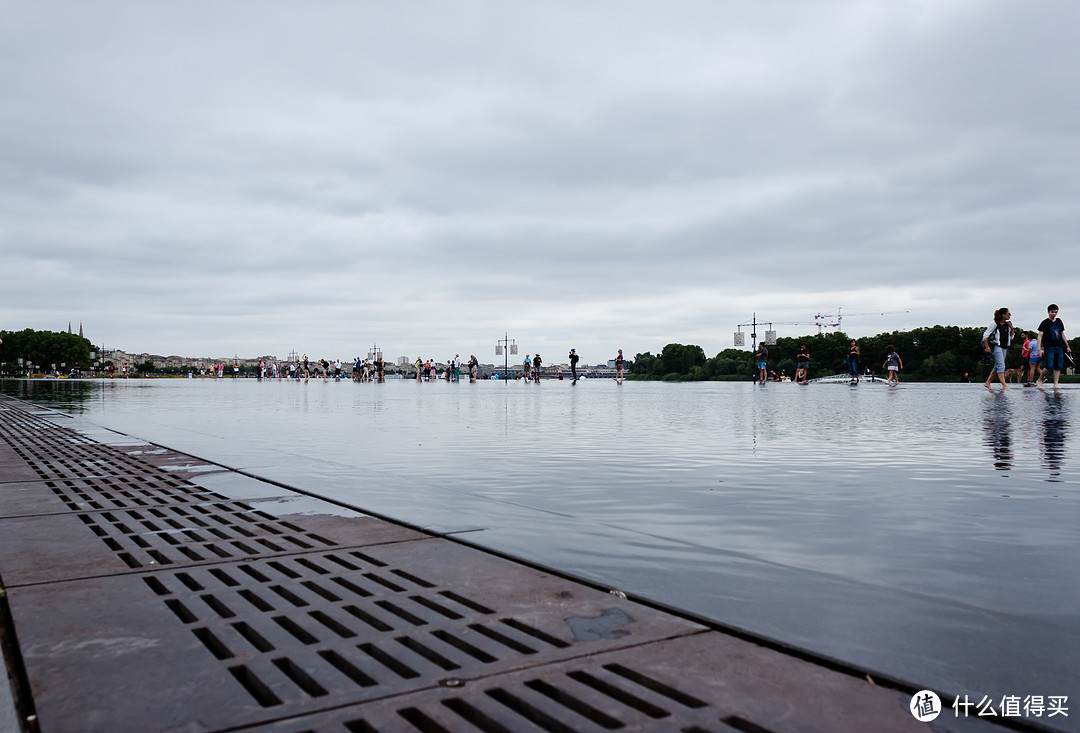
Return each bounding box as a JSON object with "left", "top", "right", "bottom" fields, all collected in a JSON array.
[
  {"left": 318, "top": 649, "right": 377, "bottom": 687},
  {"left": 273, "top": 657, "right": 328, "bottom": 698},
  {"left": 603, "top": 663, "right": 707, "bottom": 708},
  {"left": 566, "top": 670, "right": 668, "bottom": 719},
  {"left": 442, "top": 697, "right": 514, "bottom": 733},
  {"left": 359, "top": 643, "right": 419, "bottom": 680},
  {"left": 229, "top": 665, "right": 281, "bottom": 707},
  {"left": 485, "top": 687, "right": 577, "bottom": 733},
  {"left": 524, "top": 679, "right": 623, "bottom": 730},
  {"left": 232, "top": 621, "right": 275, "bottom": 652}
]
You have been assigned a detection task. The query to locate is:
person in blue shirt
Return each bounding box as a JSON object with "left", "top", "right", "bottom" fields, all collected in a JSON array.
[{"left": 754, "top": 342, "right": 768, "bottom": 384}]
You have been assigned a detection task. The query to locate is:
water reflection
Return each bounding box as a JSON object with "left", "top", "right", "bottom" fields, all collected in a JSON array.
[
  {"left": 983, "top": 392, "right": 1013, "bottom": 472},
  {"left": 0, "top": 377, "right": 96, "bottom": 411},
  {"left": 1042, "top": 391, "right": 1067, "bottom": 481}
]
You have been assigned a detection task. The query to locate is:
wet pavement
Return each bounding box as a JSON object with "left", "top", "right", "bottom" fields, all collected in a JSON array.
[{"left": 0, "top": 394, "right": 1032, "bottom": 732}]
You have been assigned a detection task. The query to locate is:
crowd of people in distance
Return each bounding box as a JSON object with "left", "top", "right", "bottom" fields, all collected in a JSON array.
[
  {"left": 752, "top": 340, "right": 905, "bottom": 386},
  {"left": 241, "top": 350, "right": 626, "bottom": 385}
]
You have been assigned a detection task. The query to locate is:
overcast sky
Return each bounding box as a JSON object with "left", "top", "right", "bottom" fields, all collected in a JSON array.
[{"left": 3, "top": 1, "right": 1078, "bottom": 363}]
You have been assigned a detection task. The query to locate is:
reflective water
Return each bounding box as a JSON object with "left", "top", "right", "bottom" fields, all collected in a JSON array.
[{"left": 4, "top": 377, "right": 1078, "bottom": 716}]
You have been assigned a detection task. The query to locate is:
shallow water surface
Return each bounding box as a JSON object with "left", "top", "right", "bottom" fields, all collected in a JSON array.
[{"left": 4, "top": 377, "right": 1078, "bottom": 722}]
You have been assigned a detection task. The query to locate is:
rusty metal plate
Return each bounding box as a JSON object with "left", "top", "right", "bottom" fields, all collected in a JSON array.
[
  {"left": 0, "top": 457, "right": 46, "bottom": 485},
  {"left": 0, "top": 479, "right": 75, "bottom": 517}
]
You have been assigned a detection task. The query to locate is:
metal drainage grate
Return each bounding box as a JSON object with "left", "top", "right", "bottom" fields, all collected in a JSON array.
[
  {"left": 76, "top": 503, "right": 339, "bottom": 569},
  {"left": 142, "top": 549, "right": 588, "bottom": 711},
  {"left": 43, "top": 474, "right": 221, "bottom": 511}
]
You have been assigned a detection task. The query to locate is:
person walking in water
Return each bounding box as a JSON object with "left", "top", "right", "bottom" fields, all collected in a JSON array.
[
  {"left": 882, "top": 345, "right": 903, "bottom": 385},
  {"left": 795, "top": 344, "right": 810, "bottom": 384},
  {"left": 847, "top": 340, "right": 860, "bottom": 383},
  {"left": 468, "top": 354, "right": 478, "bottom": 382},
  {"left": 569, "top": 348, "right": 579, "bottom": 382},
  {"left": 982, "top": 307, "right": 1014, "bottom": 390},
  {"left": 1038, "top": 304, "right": 1071, "bottom": 389},
  {"left": 754, "top": 342, "right": 768, "bottom": 384},
  {"left": 533, "top": 354, "right": 542, "bottom": 383},
  {"left": 523, "top": 355, "right": 531, "bottom": 381},
  {"left": 615, "top": 349, "right": 625, "bottom": 384},
  {"left": 1024, "top": 332, "right": 1042, "bottom": 386}
]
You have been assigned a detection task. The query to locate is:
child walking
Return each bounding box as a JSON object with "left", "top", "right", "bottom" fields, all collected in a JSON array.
[{"left": 883, "top": 345, "right": 903, "bottom": 385}]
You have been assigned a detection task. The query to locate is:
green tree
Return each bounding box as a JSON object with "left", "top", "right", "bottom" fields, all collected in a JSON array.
[
  {"left": 629, "top": 352, "right": 656, "bottom": 377},
  {"left": 0, "top": 329, "right": 93, "bottom": 374},
  {"left": 658, "top": 343, "right": 706, "bottom": 375}
]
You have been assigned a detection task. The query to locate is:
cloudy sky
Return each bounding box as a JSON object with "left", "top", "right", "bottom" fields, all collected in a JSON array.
[{"left": 3, "top": 1, "right": 1077, "bottom": 363}]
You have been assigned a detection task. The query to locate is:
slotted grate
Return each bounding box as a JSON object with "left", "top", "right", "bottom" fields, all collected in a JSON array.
[
  {"left": 138, "top": 549, "right": 598, "bottom": 714},
  {"left": 43, "top": 474, "right": 219, "bottom": 511},
  {"left": 74, "top": 502, "right": 339, "bottom": 569}
]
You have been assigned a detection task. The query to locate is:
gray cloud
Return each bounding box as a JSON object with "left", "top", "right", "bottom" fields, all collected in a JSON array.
[{"left": 3, "top": 1, "right": 1078, "bottom": 362}]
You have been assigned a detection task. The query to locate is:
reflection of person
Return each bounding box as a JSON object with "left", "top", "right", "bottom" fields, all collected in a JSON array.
[
  {"left": 883, "top": 346, "right": 903, "bottom": 385},
  {"left": 754, "top": 342, "right": 768, "bottom": 384},
  {"left": 569, "top": 348, "right": 579, "bottom": 382},
  {"left": 1038, "top": 304, "right": 1071, "bottom": 389},
  {"left": 984, "top": 393, "right": 1013, "bottom": 472},
  {"left": 847, "top": 340, "right": 860, "bottom": 382},
  {"left": 982, "top": 307, "right": 1013, "bottom": 390},
  {"left": 1041, "top": 392, "right": 1066, "bottom": 480}
]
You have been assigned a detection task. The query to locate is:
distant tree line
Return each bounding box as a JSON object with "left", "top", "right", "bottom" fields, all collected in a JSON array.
[
  {"left": 0, "top": 329, "right": 95, "bottom": 375},
  {"left": 627, "top": 325, "right": 1045, "bottom": 382}
]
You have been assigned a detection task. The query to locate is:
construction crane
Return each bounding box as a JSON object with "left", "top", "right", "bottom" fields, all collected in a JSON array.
[
  {"left": 735, "top": 307, "right": 910, "bottom": 346},
  {"left": 812, "top": 307, "right": 910, "bottom": 333}
]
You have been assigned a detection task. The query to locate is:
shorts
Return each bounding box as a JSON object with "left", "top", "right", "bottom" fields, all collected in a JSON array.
[
  {"left": 757, "top": 362, "right": 767, "bottom": 369},
  {"left": 797, "top": 361, "right": 808, "bottom": 369},
  {"left": 992, "top": 346, "right": 1006, "bottom": 373},
  {"left": 1028, "top": 356, "right": 1041, "bottom": 365},
  {"left": 888, "top": 365, "right": 898, "bottom": 371},
  {"left": 1045, "top": 346, "right": 1064, "bottom": 371}
]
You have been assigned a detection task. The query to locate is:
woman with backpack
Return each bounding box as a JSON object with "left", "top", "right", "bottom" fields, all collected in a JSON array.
[{"left": 982, "top": 307, "right": 1014, "bottom": 390}]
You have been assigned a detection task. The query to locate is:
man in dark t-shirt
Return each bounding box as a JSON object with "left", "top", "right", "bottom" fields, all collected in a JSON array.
[{"left": 1038, "top": 304, "right": 1072, "bottom": 388}]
